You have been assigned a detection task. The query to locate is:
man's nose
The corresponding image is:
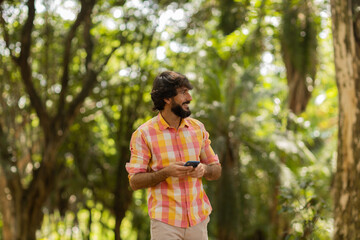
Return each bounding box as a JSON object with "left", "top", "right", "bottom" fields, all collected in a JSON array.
[{"left": 187, "top": 92, "right": 192, "bottom": 101}]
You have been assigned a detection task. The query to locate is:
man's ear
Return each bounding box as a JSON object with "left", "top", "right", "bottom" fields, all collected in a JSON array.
[{"left": 164, "top": 98, "right": 171, "bottom": 104}]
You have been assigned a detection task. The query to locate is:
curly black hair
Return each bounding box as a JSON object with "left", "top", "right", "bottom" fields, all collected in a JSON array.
[{"left": 151, "top": 71, "right": 193, "bottom": 111}]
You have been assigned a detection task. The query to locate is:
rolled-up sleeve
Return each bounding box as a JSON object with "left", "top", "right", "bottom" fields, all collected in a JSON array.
[
  {"left": 199, "top": 126, "right": 220, "bottom": 165},
  {"left": 126, "top": 129, "right": 151, "bottom": 179}
]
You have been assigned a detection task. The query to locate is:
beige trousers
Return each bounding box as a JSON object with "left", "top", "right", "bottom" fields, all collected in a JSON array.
[{"left": 150, "top": 216, "right": 210, "bottom": 240}]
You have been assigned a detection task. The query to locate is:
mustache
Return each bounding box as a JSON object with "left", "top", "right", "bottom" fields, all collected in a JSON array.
[{"left": 182, "top": 101, "right": 190, "bottom": 105}]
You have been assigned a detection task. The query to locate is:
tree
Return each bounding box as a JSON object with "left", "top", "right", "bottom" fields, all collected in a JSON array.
[
  {"left": 0, "top": 0, "right": 337, "bottom": 238},
  {"left": 280, "top": 0, "right": 320, "bottom": 115},
  {"left": 174, "top": 0, "right": 333, "bottom": 239},
  {"left": 331, "top": 0, "right": 360, "bottom": 239},
  {"left": 54, "top": 6, "right": 161, "bottom": 239},
  {"left": 0, "top": 0, "right": 120, "bottom": 239}
]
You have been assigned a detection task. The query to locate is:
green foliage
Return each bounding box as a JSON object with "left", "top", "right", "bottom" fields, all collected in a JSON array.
[
  {"left": 0, "top": 214, "right": 2, "bottom": 240},
  {"left": 218, "top": 0, "right": 251, "bottom": 35},
  {"left": 279, "top": 175, "right": 332, "bottom": 239},
  {"left": 0, "top": 0, "right": 336, "bottom": 239},
  {"left": 126, "top": 190, "right": 150, "bottom": 240}
]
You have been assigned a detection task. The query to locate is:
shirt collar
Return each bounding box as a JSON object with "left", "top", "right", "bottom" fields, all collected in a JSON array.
[{"left": 157, "top": 113, "right": 189, "bottom": 130}]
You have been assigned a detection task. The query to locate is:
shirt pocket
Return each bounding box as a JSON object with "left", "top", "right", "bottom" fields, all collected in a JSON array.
[
  {"left": 150, "top": 145, "right": 177, "bottom": 171},
  {"left": 184, "top": 128, "right": 202, "bottom": 161}
]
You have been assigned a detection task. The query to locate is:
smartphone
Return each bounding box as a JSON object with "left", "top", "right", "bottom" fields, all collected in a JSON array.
[{"left": 184, "top": 161, "right": 200, "bottom": 168}]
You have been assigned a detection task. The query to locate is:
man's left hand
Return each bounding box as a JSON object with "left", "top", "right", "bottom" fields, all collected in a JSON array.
[{"left": 188, "top": 163, "right": 206, "bottom": 178}]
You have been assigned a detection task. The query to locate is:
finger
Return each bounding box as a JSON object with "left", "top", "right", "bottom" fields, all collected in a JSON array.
[
  {"left": 174, "top": 162, "right": 185, "bottom": 166},
  {"left": 181, "top": 166, "right": 194, "bottom": 171},
  {"left": 178, "top": 167, "right": 192, "bottom": 172},
  {"left": 196, "top": 163, "right": 205, "bottom": 170},
  {"left": 189, "top": 170, "right": 200, "bottom": 177},
  {"left": 189, "top": 169, "right": 204, "bottom": 178}
]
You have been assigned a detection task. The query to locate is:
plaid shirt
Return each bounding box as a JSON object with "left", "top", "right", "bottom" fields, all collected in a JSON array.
[{"left": 126, "top": 113, "right": 220, "bottom": 228}]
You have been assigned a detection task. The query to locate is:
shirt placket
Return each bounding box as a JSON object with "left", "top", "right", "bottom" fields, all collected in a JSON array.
[{"left": 174, "top": 127, "right": 192, "bottom": 227}]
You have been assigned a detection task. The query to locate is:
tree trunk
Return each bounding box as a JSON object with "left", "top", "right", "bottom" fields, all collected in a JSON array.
[
  {"left": 216, "top": 137, "right": 242, "bottom": 240},
  {"left": 280, "top": 0, "right": 318, "bottom": 115},
  {"left": 282, "top": 41, "right": 312, "bottom": 115},
  {"left": 0, "top": 169, "right": 16, "bottom": 240},
  {"left": 270, "top": 175, "right": 280, "bottom": 238},
  {"left": 5, "top": 140, "right": 61, "bottom": 240},
  {"left": 331, "top": 0, "right": 360, "bottom": 239},
  {"left": 113, "top": 146, "right": 132, "bottom": 240},
  {"left": 0, "top": 118, "right": 64, "bottom": 240}
]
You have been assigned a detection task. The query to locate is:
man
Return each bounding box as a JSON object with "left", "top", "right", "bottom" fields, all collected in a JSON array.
[{"left": 126, "top": 71, "right": 221, "bottom": 240}]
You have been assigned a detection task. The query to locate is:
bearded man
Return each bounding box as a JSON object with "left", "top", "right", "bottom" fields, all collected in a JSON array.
[{"left": 126, "top": 71, "right": 222, "bottom": 240}]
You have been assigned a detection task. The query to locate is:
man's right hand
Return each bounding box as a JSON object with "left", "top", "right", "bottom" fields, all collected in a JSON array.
[{"left": 165, "top": 162, "right": 193, "bottom": 178}]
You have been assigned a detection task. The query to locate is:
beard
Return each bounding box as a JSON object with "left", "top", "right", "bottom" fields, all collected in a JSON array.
[{"left": 171, "top": 101, "right": 191, "bottom": 118}]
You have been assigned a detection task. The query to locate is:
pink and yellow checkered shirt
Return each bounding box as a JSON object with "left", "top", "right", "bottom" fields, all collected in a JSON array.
[{"left": 126, "top": 113, "right": 220, "bottom": 228}]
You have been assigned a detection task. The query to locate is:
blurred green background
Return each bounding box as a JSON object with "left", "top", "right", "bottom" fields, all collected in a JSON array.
[{"left": 0, "top": 0, "right": 337, "bottom": 239}]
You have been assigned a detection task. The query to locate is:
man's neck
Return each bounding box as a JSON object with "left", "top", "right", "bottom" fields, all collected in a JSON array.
[{"left": 160, "top": 110, "right": 181, "bottom": 129}]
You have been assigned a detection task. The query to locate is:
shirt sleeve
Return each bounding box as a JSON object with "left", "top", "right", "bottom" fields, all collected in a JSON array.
[
  {"left": 125, "top": 129, "right": 151, "bottom": 179},
  {"left": 199, "top": 124, "right": 220, "bottom": 165}
]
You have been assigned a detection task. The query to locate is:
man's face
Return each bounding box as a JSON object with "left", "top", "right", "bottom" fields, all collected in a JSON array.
[{"left": 170, "top": 87, "right": 192, "bottom": 118}]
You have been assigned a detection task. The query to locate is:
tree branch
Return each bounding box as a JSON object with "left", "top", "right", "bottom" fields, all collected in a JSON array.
[
  {"left": 65, "top": 69, "right": 98, "bottom": 129},
  {"left": 97, "top": 46, "right": 120, "bottom": 73},
  {"left": 19, "top": 0, "right": 35, "bottom": 66},
  {"left": 63, "top": 42, "right": 121, "bottom": 131},
  {"left": 83, "top": 8, "right": 94, "bottom": 71},
  {"left": 18, "top": 0, "right": 50, "bottom": 132},
  {"left": 57, "top": 0, "right": 96, "bottom": 119}
]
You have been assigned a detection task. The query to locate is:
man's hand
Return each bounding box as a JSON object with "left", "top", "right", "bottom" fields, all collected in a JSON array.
[
  {"left": 129, "top": 162, "right": 192, "bottom": 190},
  {"left": 188, "top": 163, "right": 206, "bottom": 178},
  {"left": 166, "top": 162, "right": 193, "bottom": 178},
  {"left": 188, "top": 163, "right": 222, "bottom": 180},
  {"left": 129, "top": 162, "right": 221, "bottom": 191}
]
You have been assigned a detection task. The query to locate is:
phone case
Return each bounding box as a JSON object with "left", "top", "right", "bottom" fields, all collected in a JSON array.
[{"left": 184, "top": 161, "right": 200, "bottom": 168}]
